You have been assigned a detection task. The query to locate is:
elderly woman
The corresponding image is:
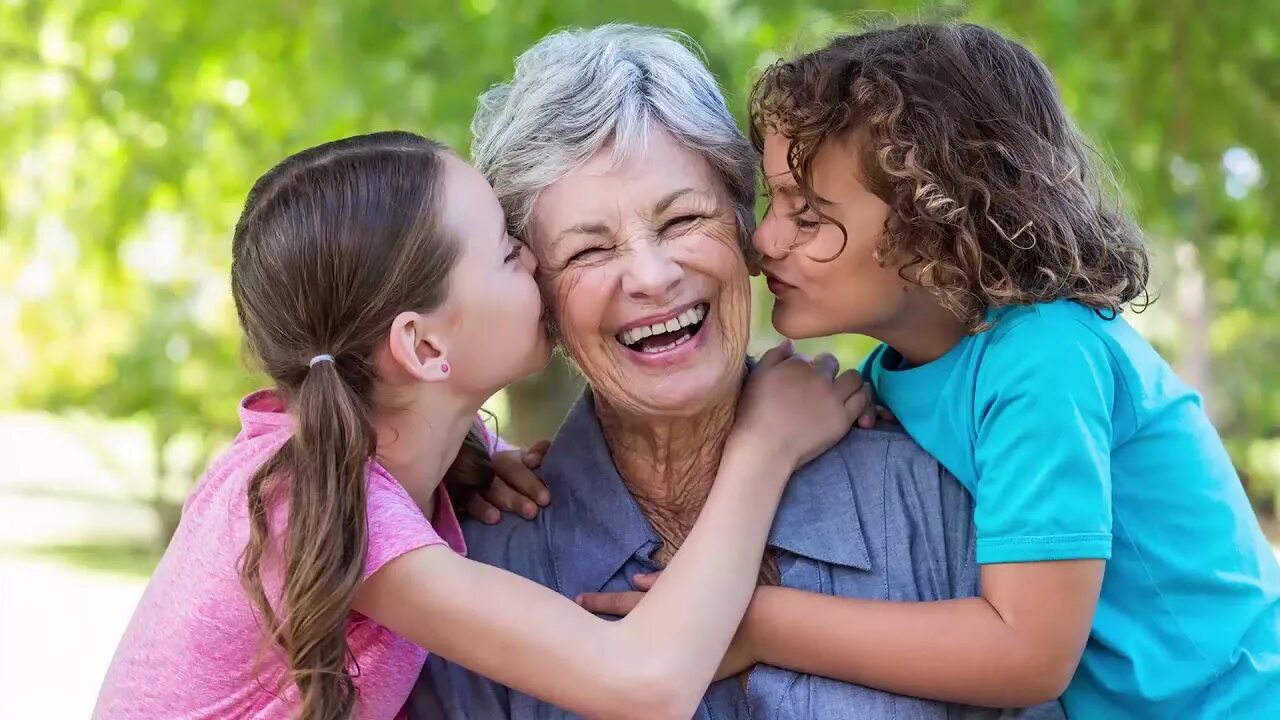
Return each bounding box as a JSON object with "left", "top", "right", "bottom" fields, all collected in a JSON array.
[{"left": 413, "top": 26, "right": 1060, "bottom": 720}]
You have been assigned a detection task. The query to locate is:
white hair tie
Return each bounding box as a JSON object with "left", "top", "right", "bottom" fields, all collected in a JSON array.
[{"left": 308, "top": 354, "right": 335, "bottom": 367}]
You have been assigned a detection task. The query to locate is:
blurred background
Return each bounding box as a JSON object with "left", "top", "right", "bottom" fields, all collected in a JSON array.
[{"left": 2, "top": 0, "right": 1278, "bottom": 716}]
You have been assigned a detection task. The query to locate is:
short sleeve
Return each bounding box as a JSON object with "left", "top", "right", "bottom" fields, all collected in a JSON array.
[
  {"left": 363, "top": 469, "right": 451, "bottom": 581},
  {"left": 972, "top": 319, "right": 1115, "bottom": 564}
]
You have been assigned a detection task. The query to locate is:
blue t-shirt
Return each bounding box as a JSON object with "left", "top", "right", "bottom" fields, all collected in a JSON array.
[{"left": 865, "top": 300, "right": 1280, "bottom": 719}]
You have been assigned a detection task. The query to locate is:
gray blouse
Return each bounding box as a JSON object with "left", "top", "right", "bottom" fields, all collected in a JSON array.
[{"left": 412, "top": 388, "right": 1064, "bottom": 720}]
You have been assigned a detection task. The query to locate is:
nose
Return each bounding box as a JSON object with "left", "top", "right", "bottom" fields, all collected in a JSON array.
[
  {"left": 752, "top": 206, "right": 790, "bottom": 261},
  {"left": 521, "top": 241, "right": 539, "bottom": 273},
  {"left": 621, "top": 239, "right": 682, "bottom": 304}
]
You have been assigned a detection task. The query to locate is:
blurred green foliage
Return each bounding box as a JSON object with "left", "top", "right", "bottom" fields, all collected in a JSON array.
[{"left": 3, "top": 0, "right": 1278, "bottom": 524}]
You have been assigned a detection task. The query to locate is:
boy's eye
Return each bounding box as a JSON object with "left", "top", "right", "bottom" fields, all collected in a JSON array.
[{"left": 791, "top": 205, "right": 821, "bottom": 230}]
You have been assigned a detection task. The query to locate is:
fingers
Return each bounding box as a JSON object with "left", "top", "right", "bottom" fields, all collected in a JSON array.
[
  {"left": 833, "top": 369, "right": 865, "bottom": 400},
  {"left": 575, "top": 591, "right": 645, "bottom": 617},
  {"left": 522, "top": 439, "right": 551, "bottom": 469},
  {"left": 480, "top": 476, "right": 541, "bottom": 520},
  {"left": 844, "top": 380, "right": 874, "bottom": 422},
  {"left": 492, "top": 452, "right": 550, "bottom": 508},
  {"left": 632, "top": 571, "right": 660, "bottom": 590},
  {"left": 756, "top": 339, "right": 795, "bottom": 369},
  {"left": 810, "top": 352, "right": 839, "bottom": 380},
  {"left": 877, "top": 405, "right": 897, "bottom": 423},
  {"left": 465, "top": 493, "right": 501, "bottom": 525}
]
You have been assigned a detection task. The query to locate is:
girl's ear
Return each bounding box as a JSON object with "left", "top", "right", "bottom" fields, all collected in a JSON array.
[{"left": 387, "top": 311, "right": 451, "bottom": 382}]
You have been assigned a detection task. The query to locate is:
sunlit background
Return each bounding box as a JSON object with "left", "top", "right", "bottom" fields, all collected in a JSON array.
[{"left": 2, "top": 1, "right": 1278, "bottom": 716}]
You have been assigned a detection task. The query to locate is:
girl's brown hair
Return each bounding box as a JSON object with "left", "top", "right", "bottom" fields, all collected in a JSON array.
[
  {"left": 749, "top": 22, "right": 1150, "bottom": 329},
  {"left": 230, "top": 131, "right": 492, "bottom": 719}
]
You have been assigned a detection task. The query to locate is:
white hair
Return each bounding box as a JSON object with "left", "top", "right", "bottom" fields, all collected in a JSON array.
[{"left": 470, "top": 24, "right": 757, "bottom": 254}]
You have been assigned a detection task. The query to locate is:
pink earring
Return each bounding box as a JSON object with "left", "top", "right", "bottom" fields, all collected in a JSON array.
[{"left": 440, "top": 362, "right": 450, "bottom": 374}]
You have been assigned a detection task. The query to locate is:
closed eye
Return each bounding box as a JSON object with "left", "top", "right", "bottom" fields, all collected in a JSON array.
[
  {"left": 566, "top": 246, "right": 606, "bottom": 264},
  {"left": 504, "top": 244, "right": 524, "bottom": 264},
  {"left": 660, "top": 214, "right": 705, "bottom": 234},
  {"left": 790, "top": 204, "right": 821, "bottom": 230}
]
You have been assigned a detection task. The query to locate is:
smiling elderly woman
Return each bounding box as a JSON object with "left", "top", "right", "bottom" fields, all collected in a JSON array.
[{"left": 413, "top": 25, "right": 1060, "bottom": 720}]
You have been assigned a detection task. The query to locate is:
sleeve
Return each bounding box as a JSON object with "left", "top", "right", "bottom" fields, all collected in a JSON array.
[
  {"left": 362, "top": 471, "right": 452, "bottom": 582},
  {"left": 971, "top": 320, "right": 1116, "bottom": 565}
]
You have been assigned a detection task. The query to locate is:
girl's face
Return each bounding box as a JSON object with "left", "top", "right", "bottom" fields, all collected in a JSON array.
[
  {"left": 752, "top": 132, "right": 916, "bottom": 340},
  {"left": 434, "top": 155, "right": 551, "bottom": 396}
]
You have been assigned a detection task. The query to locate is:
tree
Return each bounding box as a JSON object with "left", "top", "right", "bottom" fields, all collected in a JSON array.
[{"left": 3, "top": 0, "right": 1277, "bottom": 540}]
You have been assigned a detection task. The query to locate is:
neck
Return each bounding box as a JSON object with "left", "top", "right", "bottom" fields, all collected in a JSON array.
[
  {"left": 595, "top": 381, "right": 741, "bottom": 556},
  {"left": 373, "top": 386, "right": 482, "bottom": 516},
  {"left": 871, "top": 295, "right": 970, "bottom": 367}
]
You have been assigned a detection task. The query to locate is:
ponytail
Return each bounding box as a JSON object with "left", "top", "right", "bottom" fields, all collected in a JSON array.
[{"left": 241, "top": 356, "right": 374, "bottom": 720}]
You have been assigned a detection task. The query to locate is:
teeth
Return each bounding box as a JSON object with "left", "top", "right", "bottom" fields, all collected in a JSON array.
[
  {"left": 617, "top": 303, "right": 708, "bottom": 346},
  {"left": 640, "top": 330, "right": 697, "bottom": 353}
]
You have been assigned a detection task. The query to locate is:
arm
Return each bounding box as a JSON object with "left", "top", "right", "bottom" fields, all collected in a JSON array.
[
  {"left": 742, "top": 561, "right": 1101, "bottom": 706},
  {"left": 357, "top": 345, "right": 865, "bottom": 720},
  {"left": 361, "top": 445, "right": 789, "bottom": 720},
  {"left": 730, "top": 323, "right": 1117, "bottom": 706}
]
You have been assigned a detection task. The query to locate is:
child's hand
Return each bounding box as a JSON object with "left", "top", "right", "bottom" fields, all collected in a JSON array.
[
  {"left": 850, "top": 373, "right": 895, "bottom": 429},
  {"left": 465, "top": 440, "right": 551, "bottom": 524},
  {"left": 734, "top": 341, "right": 864, "bottom": 473},
  {"left": 576, "top": 572, "right": 757, "bottom": 680}
]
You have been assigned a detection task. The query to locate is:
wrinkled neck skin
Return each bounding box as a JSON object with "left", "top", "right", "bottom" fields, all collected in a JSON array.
[{"left": 594, "top": 383, "right": 739, "bottom": 563}]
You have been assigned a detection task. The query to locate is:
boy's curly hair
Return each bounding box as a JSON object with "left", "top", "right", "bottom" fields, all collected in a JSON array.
[{"left": 749, "top": 22, "right": 1150, "bottom": 330}]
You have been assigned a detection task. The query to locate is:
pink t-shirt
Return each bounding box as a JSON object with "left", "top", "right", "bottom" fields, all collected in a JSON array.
[{"left": 94, "top": 390, "right": 469, "bottom": 720}]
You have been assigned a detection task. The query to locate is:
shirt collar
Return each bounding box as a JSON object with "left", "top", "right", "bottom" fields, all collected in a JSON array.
[
  {"left": 541, "top": 376, "right": 871, "bottom": 598},
  {"left": 239, "top": 389, "right": 293, "bottom": 439}
]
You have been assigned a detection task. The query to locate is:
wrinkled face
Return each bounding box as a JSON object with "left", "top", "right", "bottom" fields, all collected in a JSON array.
[
  {"left": 527, "top": 127, "right": 751, "bottom": 417},
  {"left": 440, "top": 155, "right": 551, "bottom": 396},
  {"left": 753, "top": 131, "right": 912, "bottom": 339}
]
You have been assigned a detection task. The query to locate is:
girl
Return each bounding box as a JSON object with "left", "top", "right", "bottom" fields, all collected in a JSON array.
[
  {"left": 579, "top": 22, "right": 1280, "bottom": 719},
  {"left": 93, "top": 131, "right": 867, "bottom": 720}
]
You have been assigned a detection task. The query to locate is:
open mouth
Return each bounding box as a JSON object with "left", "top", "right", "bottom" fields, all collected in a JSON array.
[{"left": 616, "top": 303, "right": 709, "bottom": 355}]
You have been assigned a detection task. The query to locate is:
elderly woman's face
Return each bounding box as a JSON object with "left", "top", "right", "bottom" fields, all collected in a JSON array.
[{"left": 528, "top": 127, "right": 751, "bottom": 417}]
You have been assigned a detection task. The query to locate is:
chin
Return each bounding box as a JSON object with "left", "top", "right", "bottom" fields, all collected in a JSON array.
[
  {"left": 608, "top": 340, "right": 742, "bottom": 417},
  {"left": 771, "top": 307, "right": 829, "bottom": 341},
  {"left": 633, "top": 368, "right": 735, "bottom": 417}
]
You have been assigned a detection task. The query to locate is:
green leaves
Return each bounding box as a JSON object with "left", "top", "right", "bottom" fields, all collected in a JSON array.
[{"left": 3, "top": 0, "right": 1278, "bottom": 500}]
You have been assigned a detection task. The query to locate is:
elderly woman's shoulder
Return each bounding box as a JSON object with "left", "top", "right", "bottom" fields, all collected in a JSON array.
[
  {"left": 457, "top": 506, "right": 558, "bottom": 586},
  {"left": 827, "top": 421, "right": 950, "bottom": 476},
  {"left": 840, "top": 422, "right": 916, "bottom": 444},
  {"left": 834, "top": 421, "right": 933, "bottom": 454}
]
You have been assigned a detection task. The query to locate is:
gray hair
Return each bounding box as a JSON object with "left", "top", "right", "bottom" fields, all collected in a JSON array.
[{"left": 470, "top": 24, "right": 758, "bottom": 255}]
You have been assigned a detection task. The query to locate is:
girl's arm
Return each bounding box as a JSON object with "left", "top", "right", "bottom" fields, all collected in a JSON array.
[
  {"left": 738, "top": 560, "right": 1101, "bottom": 706},
  {"left": 355, "top": 345, "right": 867, "bottom": 720}
]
